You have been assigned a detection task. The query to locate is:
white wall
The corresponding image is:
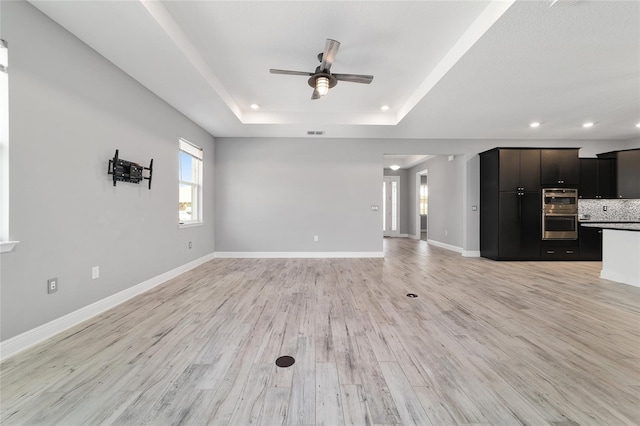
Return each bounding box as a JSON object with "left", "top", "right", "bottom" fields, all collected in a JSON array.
[{"left": 0, "top": 1, "right": 215, "bottom": 341}]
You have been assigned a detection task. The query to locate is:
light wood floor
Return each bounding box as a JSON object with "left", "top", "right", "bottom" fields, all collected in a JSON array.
[{"left": 2, "top": 238, "right": 640, "bottom": 425}]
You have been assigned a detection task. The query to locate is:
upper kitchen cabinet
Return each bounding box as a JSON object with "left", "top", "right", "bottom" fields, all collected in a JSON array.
[
  {"left": 579, "top": 158, "right": 616, "bottom": 199},
  {"left": 598, "top": 148, "right": 640, "bottom": 198},
  {"left": 497, "top": 149, "right": 540, "bottom": 192},
  {"left": 541, "top": 149, "right": 580, "bottom": 186}
]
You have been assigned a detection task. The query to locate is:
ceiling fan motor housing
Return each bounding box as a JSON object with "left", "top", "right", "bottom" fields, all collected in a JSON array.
[{"left": 308, "top": 73, "right": 338, "bottom": 89}]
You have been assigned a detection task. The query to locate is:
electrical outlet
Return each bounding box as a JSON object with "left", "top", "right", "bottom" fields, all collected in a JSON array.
[
  {"left": 188, "top": 241, "right": 192, "bottom": 249},
  {"left": 92, "top": 266, "right": 99, "bottom": 280},
  {"left": 603, "top": 205, "right": 608, "bottom": 211},
  {"left": 314, "top": 235, "right": 319, "bottom": 242},
  {"left": 445, "top": 230, "right": 448, "bottom": 236},
  {"left": 371, "top": 205, "right": 379, "bottom": 211},
  {"left": 47, "top": 278, "right": 58, "bottom": 294},
  {"left": 472, "top": 205, "right": 478, "bottom": 211}
]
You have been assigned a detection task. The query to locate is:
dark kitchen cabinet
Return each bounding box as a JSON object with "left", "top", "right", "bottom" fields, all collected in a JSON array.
[
  {"left": 480, "top": 148, "right": 541, "bottom": 260},
  {"left": 498, "top": 149, "right": 540, "bottom": 191},
  {"left": 597, "top": 148, "right": 640, "bottom": 199},
  {"left": 579, "top": 226, "right": 602, "bottom": 260},
  {"left": 498, "top": 192, "right": 542, "bottom": 259},
  {"left": 541, "top": 149, "right": 579, "bottom": 186},
  {"left": 579, "top": 158, "right": 616, "bottom": 199},
  {"left": 617, "top": 149, "right": 640, "bottom": 199}
]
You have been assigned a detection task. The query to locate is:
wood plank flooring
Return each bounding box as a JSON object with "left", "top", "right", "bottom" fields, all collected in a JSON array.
[{"left": 2, "top": 238, "right": 640, "bottom": 425}]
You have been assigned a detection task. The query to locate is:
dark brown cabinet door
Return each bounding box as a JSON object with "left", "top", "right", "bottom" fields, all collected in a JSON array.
[
  {"left": 499, "top": 150, "right": 522, "bottom": 191},
  {"left": 579, "top": 226, "right": 602, "bottom": 260},
  {"left": 498, "top": 192, "right": 541, "bottom": 259},
  {"left": 579, "top": 158, "right": 616, "bottom": 199},
  {"left": 499, "top": 149, "right": 540, "bottom": 191},
  {"left": 520, "top": 149, "right": 541, "bottom": 190},
  {"left": 579, "top": 159, "right": 598, "bottom": 198},
  {"left": 541, "top": 149, "right": 579, "bottom": 186},
  {"left": 617, "top": 149, "right": 640, "bottom": 198}
]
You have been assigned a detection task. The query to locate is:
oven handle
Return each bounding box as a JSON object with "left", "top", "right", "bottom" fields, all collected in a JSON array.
[{"left": 543, "top": 213, "right": 578, "bottom": 217}]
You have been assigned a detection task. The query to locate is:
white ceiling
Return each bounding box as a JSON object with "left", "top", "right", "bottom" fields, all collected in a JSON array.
[{"left": 30, "top": 0, "right": 640, "bottom": 141}]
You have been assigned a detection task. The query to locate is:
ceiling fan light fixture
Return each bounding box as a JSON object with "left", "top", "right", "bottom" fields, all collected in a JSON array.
[
  {"left": 390, "top": 164, "right": 401, "bottom": 171},
  {"left": 316, "top": 76, "right": 330, "bottom": 96}
]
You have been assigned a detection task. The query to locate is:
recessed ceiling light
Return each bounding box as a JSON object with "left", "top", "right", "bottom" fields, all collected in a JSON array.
[
  {"left": 530, "top": 122, "right": 540, "bottom": 128},
  {"left": 390, "top": 164, "right": 400, "bottom": 170},
  {"left": 250, "top": 104, "right": 260, "bottom": 110},
  {"left": 582, "top": 122, "right": 594, "bottom": 128},
  {"left": 636, "top": 122, "right": 640, "bottom": 128},
  {"left": 381, "top": 105, "right": 389, "bottom": 111}
]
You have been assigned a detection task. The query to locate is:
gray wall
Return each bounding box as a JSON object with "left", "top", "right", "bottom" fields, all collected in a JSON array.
[
  {"left": 216, "top": 138, "right": 634, "bottom": 255},
  {"left": 383, "top": 168, "right": 410, "bottom": 235},
  {"left": 406, "top": 155, "right": 466, "bottom": 249},
  {"left": 0, "top": 1, "right": 215, "bottom": 341},
  {"left": 214, "top": 138, "right": 381, "bottom": 252}
]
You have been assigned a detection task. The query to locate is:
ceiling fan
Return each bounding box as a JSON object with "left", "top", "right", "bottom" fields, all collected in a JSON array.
[{"left": 270, "top": 39, "right": 374, "bottom": 100}]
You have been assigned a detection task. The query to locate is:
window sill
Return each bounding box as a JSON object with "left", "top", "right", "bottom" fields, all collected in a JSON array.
[
  {"left": 178, "top": 222, "right": 204, "bottom": 229},
  {"left": 0, "top": 241, "right": 20, "bottom": 253}
]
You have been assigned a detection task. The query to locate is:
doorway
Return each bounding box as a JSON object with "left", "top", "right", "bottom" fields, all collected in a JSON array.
[{"left": 383, "top": 176, "right": 400, "bottom": 237}]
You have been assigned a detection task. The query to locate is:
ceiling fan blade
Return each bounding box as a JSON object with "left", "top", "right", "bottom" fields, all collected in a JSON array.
[
  {"left": 320, "top": 39, "right": 340, "bottom": 72},
  {"left": 270, "top": 69, "right": 314, "bottom": 76},
  {"left": 333, "top": 73, "right": 374, "bottom": 84},
  {"left": 311, "top": 88, "right": 321, "bottom": 100}
]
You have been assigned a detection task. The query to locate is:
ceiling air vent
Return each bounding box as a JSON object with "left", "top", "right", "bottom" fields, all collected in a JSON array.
[{"left": 307, "top": 130, "right": 325, "bottom": 136}]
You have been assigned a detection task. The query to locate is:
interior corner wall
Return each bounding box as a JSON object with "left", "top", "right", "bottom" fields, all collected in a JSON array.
[{"left": 0, "top": 1, "right": 215, "bottom": 342}]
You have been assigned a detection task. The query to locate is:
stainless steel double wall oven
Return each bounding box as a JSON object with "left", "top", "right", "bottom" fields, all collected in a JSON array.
[{"left": 542, "top": 188, "right": 578, "bottom": 240}]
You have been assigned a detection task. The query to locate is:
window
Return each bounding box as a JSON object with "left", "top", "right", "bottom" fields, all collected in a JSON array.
[
  {"left": 0, "top": 38, "right": 16, "bottom": 252},
  {"left": 178, "top": 138, "right": 203, "bottom": 226},
  {"left": 419, "top": 181, "right": 428, "bottom": 216}
]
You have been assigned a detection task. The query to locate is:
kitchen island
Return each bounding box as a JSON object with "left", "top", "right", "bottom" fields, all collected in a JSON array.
[{"left": 581, "top": 222, "right": 640, "bottom": 287}]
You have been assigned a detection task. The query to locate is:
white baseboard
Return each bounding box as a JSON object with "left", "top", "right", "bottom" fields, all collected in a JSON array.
[
  {"left": 215, "top": 252, "right": 384, "bottom": 259},
  {"left": 399, "top": 233, "right": 409, "bottom": 238},
  {"left": 0, "top": 252, "right": 216, "bottom": 362},
  {"left": 409, "top": 234, "right": 420, "bottom": 240},
  {"left": 462, "top": 250, "right": 481, "bottom": 257},
  {"left": 600, "top": 270, "right": 640, "bottom": 288},
  {"left": 426, "top": 239, "right": 463, "bottom": 254}
]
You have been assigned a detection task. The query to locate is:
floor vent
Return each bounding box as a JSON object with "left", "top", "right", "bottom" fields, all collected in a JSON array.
[{"left": 275, "top": 356, "right": 295, "bottom": 368}]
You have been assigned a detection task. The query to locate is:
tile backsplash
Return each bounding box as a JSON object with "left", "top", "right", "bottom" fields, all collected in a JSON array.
[{"left": 579, "top": 199, "right": 640, "bottom": 222}]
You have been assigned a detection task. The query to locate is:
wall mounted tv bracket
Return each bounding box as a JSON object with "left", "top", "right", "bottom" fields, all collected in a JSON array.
[{"left": 108, "top": 149, "right": 153, "bottom": 189}]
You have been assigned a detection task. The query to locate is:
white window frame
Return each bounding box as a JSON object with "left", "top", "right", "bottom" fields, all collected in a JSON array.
[
  {"left": 178, "top": 138, "right": 204, "bottom": 228},
  {"left": 0, "top": 38, "right": 18, "bottom": 253}
]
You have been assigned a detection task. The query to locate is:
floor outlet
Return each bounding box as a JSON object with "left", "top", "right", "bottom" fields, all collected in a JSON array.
[
  {"left": 92, "top": 266, "right": 100, "bottom": 280},
  {"left": 47, "top": 278, "right": 58, "bottom": 294}
]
